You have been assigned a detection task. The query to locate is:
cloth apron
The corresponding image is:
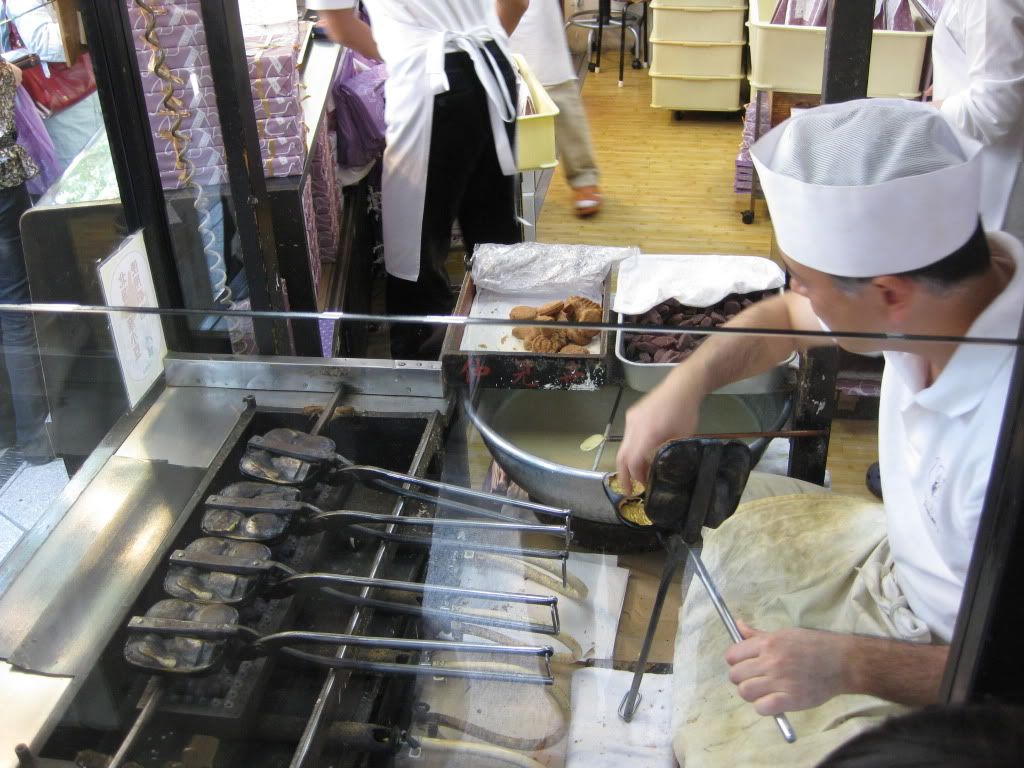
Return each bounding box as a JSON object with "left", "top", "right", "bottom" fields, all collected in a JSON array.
[
  {"left": 369, "top": 11, "right": 518, "bottom": 281},
  {"left": 933, "top": 5, "right": 1023, "bottom": 234},
  {"left": 670, "top": 493, "right": 930, "bottom": 767}
]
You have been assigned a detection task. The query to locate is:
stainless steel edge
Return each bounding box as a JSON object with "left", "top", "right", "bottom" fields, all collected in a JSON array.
[{"left": 164, "top": 354, "right": 445, "bottom": 399}]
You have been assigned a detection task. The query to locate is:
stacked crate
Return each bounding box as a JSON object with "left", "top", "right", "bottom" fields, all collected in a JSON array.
[{"left": 649, "top": 0, "right": 747, "bottom": 112}]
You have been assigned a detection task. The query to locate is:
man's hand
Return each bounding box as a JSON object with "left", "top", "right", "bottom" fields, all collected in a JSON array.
[
  {"left": 725, "top": 620, "right": 948, "bottom": 713},
  {"left": 615, "top": 368, "right": 705, "bottom": 494},
  {"left": 725, "top": 621, "right": 853, "bottom": 715}
]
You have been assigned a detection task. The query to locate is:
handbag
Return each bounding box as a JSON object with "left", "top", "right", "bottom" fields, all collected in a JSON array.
[{"left": 3, "top": 3, "right": 96, "bottom": 115}]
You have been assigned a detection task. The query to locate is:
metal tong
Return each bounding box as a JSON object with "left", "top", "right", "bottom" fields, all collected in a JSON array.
[
  {"left": 165, "top": 536, "right": 561, "bottom": 636},
  {"left": 203, "top": 479, "right": 571, "bottom": 582},
  {"left": 610, "top": 439, "right": 797, "bottom": 744},
  {"left": 243, "top": 428, "right": 571, "bottom": 525},
  {"left": 203, "top": 489, "right": 571, "bottom": 552},
  {"left": 126, "top": 598, "right": 554, "bottom": 685}
]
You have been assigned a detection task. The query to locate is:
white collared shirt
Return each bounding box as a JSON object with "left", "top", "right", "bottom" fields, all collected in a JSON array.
[{"left": 878, "top": 232, "right": 1024, "bottom": 641}]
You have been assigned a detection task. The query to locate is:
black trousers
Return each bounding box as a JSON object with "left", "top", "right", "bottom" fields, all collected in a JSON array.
[{"left": 386, "top": 42, "right": 521, "bottom": 360}]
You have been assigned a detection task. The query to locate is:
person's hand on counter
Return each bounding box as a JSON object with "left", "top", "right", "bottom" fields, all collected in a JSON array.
[{"left": 725, "top": 620, "right": 949, "bottom": 714}]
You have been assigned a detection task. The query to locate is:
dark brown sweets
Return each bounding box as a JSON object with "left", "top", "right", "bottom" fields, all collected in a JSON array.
[{"left": 622, "top": 291, "right": 769, "bottom": 365}]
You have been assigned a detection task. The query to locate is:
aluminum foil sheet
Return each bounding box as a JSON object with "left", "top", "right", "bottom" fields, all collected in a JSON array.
[{"left": 471, "top": 243, "right": 638, "bottom": 296}]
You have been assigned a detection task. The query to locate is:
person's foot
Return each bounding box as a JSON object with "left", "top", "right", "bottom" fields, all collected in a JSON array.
[
  {"left": 865, "top": 461, "right": 883, "bottom": 500},
  {"left": 14, "top": 431, "right": 56, "bottom": 466},
  {"left": 573, "top": 186, "right": 603, "bottom": 218}
]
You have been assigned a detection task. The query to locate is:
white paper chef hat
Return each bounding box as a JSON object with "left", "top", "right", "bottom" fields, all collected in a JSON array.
[{"left": 750, "top": 98, "right": 984, "bottom": 278}]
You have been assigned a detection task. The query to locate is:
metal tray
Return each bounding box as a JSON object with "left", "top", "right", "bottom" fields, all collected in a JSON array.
[{"left": 441, "top": 274, "right": 613, "bottom": 391}]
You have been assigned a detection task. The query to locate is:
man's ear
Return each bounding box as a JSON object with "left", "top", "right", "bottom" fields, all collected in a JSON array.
[{"left": 870, "top": 276, "right": 917, "bottom": 323}]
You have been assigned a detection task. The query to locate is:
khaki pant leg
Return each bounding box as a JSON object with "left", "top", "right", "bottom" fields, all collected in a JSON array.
[{"left": 545, "top": 79, "right": 601, "bottom": 189}]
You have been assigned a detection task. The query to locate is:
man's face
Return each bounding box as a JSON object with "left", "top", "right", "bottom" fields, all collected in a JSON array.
[{"left": 781, "top": 256, "right": 897, "bottom": 352}]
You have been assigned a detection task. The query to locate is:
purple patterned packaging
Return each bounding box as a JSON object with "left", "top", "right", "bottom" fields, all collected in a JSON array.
[
  {"left": 152, "top": 126, "right": 223, "bottom": 153},
  {"left": 135, "top": 44, "right": 211, "bottom": 72},
  {"left": 150, "top": 105, "right": 222, "bottom": 134},
  {"left": 130, "top": 23, "right": 206, "bottom": 49},
  {"left": 160, "top": 163, "right": 228, "bottom": 189},
  {"left": 144, "top": 87, "right": 219, "bottom": 114},
  {"left": 155, "top": 145, "right": 227, "bottom": 173},
  {"left": 263, "top": 154, "right": 306, "bottom": 178},
  {"left": 255, "top": 115, "right": 305, "bottom": 141},
  {"left": 127, "top": 3, "right": 202, "bottom": 31}
]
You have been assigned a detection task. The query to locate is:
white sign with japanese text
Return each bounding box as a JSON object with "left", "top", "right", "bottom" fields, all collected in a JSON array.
[{"left": 97, "top": 231, "right": 168, "bottom": 409}]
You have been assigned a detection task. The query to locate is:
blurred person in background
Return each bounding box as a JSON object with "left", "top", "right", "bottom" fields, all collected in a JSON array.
[
  {"left": 309, "top": 0, "right": 528, "bottom": 360},
  {"left": 0, "top": 58, "right": 52, "bottom": 463},
  {"left": 2, "top": 0, "right": 102, "bottom": 173},
  {"left": 510, "top": 0, "right": 603, "bottom": 217},
  {"left": 932, "top": 0, "right": 1024, "bottom": 243}
]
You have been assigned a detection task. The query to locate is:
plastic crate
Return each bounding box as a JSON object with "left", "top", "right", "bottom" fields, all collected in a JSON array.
[
  {"left": 651, "top": 72, "right": 743, "bottom": 111},
  {"left": 747, "top": 0, "right": 931, "bottom": 97},
  {"left": 651, "top": 3, "right": 747, "bottom": 42},
  {"left": 512, "top": 54, "right": 559, "bottom": 171},
  {"left": 650, "top": 39, "right": 744, "bottom": 76},
  {"left": 655, "top": 0, "right": 747, "bottom": 6}
]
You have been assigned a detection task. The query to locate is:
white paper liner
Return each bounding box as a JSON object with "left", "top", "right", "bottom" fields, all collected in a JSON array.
[{"left": 613, "top": 254, "right": 785, "bottom": 315}]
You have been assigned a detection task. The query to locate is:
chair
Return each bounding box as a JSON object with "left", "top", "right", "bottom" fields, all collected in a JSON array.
[
  {"left": 616, "top": 1, "right": 649, "bottom": 87},
  {"left": 566, "top": 0, "right": 648, "bottom": 79}
]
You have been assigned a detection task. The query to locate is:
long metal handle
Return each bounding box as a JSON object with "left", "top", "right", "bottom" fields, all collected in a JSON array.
[
  {"left": 337, "top": 465, "right": 572, "bottom": 519},
  {"left": 319, "top": 510, "right": 567, "bottom": 537},
  {"left": 686, "top": 545, "right": 797, "bottom": 744}
]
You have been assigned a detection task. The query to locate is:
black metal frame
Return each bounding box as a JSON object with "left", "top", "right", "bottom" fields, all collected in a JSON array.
[
  {"left": 200, "top": 0, "right": 289, "bottom": 355},
  {"left": 788, "top": 0, "right": 876, "bottom": 483},
  {"left": 942, "top": 315, "right": 1024, "bottom": 704},
  {"left": 78, "top": 0, "right": 186, "bottom": 350}
]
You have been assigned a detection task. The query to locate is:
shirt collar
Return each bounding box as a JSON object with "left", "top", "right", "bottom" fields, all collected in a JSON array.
[{"left": 886, "top": 232, "right": 1024, "bottom": 418}]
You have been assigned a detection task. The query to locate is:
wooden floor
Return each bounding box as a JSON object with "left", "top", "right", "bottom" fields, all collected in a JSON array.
[{"left": 535, "top": 53, "right": 879, "bottom": 502}]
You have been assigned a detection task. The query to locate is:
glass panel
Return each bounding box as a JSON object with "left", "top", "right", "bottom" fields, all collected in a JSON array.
[{"left": 0, "top": 303, "right": 1014, "bottom": 766}]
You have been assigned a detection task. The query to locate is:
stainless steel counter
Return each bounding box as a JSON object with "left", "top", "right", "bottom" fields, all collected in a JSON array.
[{"left": 0, "top": 353, "right": 448, "bottom": 767}]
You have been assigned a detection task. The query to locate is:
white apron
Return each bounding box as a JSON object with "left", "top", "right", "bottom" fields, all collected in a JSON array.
[
  {"left": 365, "top": 2, "right": 518, "bottom": 281},
  {"left": 933, "top": 0, "right": 1024, "bottom": 234}
]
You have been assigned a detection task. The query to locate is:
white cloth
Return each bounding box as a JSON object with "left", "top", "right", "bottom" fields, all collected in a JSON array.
[
  {"left": 566, "top": 668, "right": 673, "bottom": 768},
  {"left": 4, "top": 0, "right": 65, "bottom": 62},
  {"left": 508, "top": 0, "right": 575, "bottom": 87},
  {"left": 933, "top": 0, "right": 1024, "bottom": 239},
  {"left": 672, "top": 494, "right": 913, "bottom": 768},
  {"left": 308, "top": 0, "right": 518, "bottom": 281},
  {"left": 879, "top": 231, "right": 1024, "bottom": 641},
  {"left": 750, "top": 99, "right": 984, "bottom": 278}
]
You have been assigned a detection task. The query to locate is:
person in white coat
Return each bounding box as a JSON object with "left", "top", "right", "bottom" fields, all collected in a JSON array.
[
  {"left": 616, "top": 100, "right": 1022, "bottom": 758},
  {"left": 509, "top": 0, "right": 603, "bottom": 217},
  {"left": 309, "top": 0, "right": 529, "bottom": 359},
  {"left": 932, "top": 0, "right": 1024, "bottom": 243}
]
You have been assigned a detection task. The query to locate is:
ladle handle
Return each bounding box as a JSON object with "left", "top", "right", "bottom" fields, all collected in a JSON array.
[{"left": 686, "top": 545, "right": 797, "bottom": 744}]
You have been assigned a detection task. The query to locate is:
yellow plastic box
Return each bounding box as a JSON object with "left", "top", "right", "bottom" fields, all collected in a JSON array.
[
  {"left": 747, "top": 0, "right": 931, "bottom": 97},
  {"left": 650, "top": 72, "right": 744, "bottom": 111},
  {"left": 650, "top": 39, "right": 745, "bottom": 77},
  {"left": 651, "top": 3, "right": 747, "bottom": 42},
  {"left": 512, "top": 54, "right": 559, "bottom": 171},
  {"left": 654, "top": 0, "right": 747, "bottom": 6}
]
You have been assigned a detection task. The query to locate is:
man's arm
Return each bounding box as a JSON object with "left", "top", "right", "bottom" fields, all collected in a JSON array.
[
  {"left": 615, "top": 292, "right": 828, "bottom": 492},
  {"left": 496, "top": 0, "right": 530, "bottom": 35},
  {"left": 726, "top": 622, "right": 948, "bottom": 715},
  {"left": 313, "top": 7, "right": 382, "bottom": 61}
]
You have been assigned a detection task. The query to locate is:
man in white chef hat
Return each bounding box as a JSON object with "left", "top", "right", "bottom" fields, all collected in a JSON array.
[{"left": 617, "top": 98, "right": 1024, "bottom": 762}]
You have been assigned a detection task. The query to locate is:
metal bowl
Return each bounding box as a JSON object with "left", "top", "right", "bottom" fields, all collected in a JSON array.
[{"left": 466, "top": 387, "right": 791, "bottom": 527}]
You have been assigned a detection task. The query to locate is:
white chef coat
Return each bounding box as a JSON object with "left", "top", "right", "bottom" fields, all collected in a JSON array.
[
  {"left": 877, "top": 231, "right": 1024, "bottom": 642},
  {"left": 508, "top": 0, "right": 575, "bottom": 87},
  {"left": 307, "top": 0, "right": 518, "bottom": 280},
  {"left": 933, "top": 0, "right": 1024, "bottom": 237}
]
